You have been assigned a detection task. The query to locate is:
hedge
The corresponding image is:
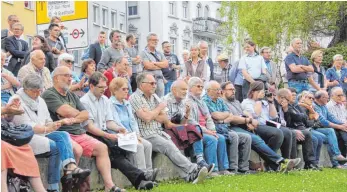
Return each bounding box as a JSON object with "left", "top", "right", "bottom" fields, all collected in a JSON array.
[{"left": 303, "top": 43, "right": 347, "bottom": 68}]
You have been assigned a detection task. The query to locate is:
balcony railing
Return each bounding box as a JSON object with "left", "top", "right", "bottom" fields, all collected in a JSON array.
[{"left": 192, "top": 17, "right": 223, "bottom": 38}]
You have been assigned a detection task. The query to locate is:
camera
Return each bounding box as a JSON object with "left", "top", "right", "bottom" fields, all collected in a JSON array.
[{"left": 265, "top": 91, "right": 273, "bottom": 98}]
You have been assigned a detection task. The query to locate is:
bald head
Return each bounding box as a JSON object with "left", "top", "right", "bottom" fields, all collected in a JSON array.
[
  {"left": 171, "top": 79, "right": 188, "bottom": 100},
  {"left": 53, "top": 66, "right": 70, "bottom": 77},
  {"left": 206, "top": 80, "right": 222, "bottom": 100},
  {"left": 30, "top": 50, "right": 46, "bottom": 69}
]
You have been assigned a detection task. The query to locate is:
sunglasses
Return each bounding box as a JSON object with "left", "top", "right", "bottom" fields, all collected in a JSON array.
[
  {"left": 142, "top": 82, "right": 157, "bottom": 86},
  {"left": 195, "top": 85, "right": 204, "bottom": 89},
  {"left": 64, "top": 60, "right": 74, "bottom": 64},
  {"left": 306, "top": 96, "right": 314, "bottom": 100}
]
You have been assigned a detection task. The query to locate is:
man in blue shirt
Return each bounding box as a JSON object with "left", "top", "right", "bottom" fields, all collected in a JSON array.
[
  {"left": 161, "top": 41, "right": 180, "bottom": 95},
  {"left": 285, "top": 38, "right": 314, "bottom": 94}
]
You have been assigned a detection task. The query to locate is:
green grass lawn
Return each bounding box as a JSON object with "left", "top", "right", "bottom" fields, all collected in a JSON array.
[{"left": 127, "top": 169, "right": 347, "bottom": 192}]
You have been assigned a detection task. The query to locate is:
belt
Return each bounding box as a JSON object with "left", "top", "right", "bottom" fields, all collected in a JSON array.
[{"left": 289, "top": 79, "right": 308, "bottom": 83}]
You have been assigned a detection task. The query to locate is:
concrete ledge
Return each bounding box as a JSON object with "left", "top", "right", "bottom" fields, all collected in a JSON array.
[{"left": 37, "top": 145, "right": 332, "bottom": 190}]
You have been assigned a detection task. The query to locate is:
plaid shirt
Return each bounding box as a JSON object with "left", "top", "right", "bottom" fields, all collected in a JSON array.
[
  {"left": 202, "top": 94, "right": 230, "bottom": 127},
  {"left": 163, "top": 92, "right": 185, "bottom": 120},
  {"left": 326, "top": 100, "right": 347, "bottom": 124},
  {"left": 129, "top": 89, "right": 164, "bottom": 137},
  {"left": 214, "top": 63, "right": 232, "bottom": 84}
]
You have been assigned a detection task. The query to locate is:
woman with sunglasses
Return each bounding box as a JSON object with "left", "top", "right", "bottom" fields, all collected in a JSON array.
[
  {"left": 21, "top": 35, "right": 56, "bottom": 72},
  {"left": 108, "top": 77, "right": 156, "bottom": 178},
  {"left": 326, "top": 54, "right": 347, "bottom": 95},
  {"left": 297, "top": 90, "right": 347, "bottom": 169}
]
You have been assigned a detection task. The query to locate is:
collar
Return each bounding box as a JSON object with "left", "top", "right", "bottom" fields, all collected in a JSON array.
[
  {"left": 246, "top": 52, "right": 258, "bottom": 57},
  {"left": 188, "top": 92, "right": 201, "bottom": 101},
  {"left": 145, "top": 46, "right": 158, "bottom": 54},
  {"left": 329, "top": 100, "right": 343, "bottom": 107},
  {"left": 29, "top": 62, "right": 43, "bottom": 73},
  {"left": 166, "top": 92, "right": 181, "bottom": 104},
  {"left": 203, "top": 94, "right": 221, "bottom": 104},
  {"left": 110, "top": 96, "right": 129, "bottom": 106},
  {"left": 87, "top": 91, "right": 100, "bottom": 102},
  {"left": 188, "top": 58, "right": 203, "bottom": 63},
  {"left": 135, "top": 88, "right": 154, "bottom": 100}
]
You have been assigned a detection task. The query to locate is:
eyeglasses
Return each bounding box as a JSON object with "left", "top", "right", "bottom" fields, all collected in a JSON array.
[
  {"left": 209, "top": 88, "right": 222, "bottom": 91},
  {"left": 121, "top": 87, "right": 129, "bottom": 91},
  {"left": 306, "top": 96, "right": 314, "bottom": 100},
  {"left": 224, "top": 88, "right": 235, "bottom": 92},
  {"left": 336, "top": 94, "right": 345, "bottom": 98},
  {"left": 58, "top": 74, "right": 73, "bottom": 78},
  {"left": 195, "top": 85, "right": 204, "bottom": 89},
  {"left": 142, "top": 82, "right": 157, "bottom": 86},
  {"left": 96, "top": 85, "right": 108, "bottom": 89},
  {"left": 150, "top": 39, "right": 159, "bottom": 42},
  {"left": 64, "top": 60, "right": 74, "bottom": 64}
]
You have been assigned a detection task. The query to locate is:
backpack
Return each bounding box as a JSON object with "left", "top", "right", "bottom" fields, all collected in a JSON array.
[{"left": 80, "top": 46, "right": 90, "bottom": 60}]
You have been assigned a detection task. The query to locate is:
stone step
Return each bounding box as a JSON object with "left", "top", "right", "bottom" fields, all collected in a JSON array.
[{"left": 37, "top": 144, "right": 333, "bottom": 190}]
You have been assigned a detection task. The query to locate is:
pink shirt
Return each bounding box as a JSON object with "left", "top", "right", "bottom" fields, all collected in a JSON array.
[{"left": 198, "top": 109, "right": 207, "bottom": 127}]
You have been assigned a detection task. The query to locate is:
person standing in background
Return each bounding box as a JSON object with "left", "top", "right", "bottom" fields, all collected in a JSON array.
[
  {"left": 125, "top": 34, "right": 142, "bottom": 92},
  {"left": 161, "top": 41, "right": 180, "bottom": 95}
]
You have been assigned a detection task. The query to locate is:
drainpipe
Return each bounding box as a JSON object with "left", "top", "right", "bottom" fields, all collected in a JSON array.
[{"left": 148, "top": 1, "right": 151, "bottom": 32}]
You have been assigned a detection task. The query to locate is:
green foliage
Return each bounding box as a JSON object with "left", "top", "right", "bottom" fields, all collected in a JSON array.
[
  {"left": 126, "top": 169, "right": 347, "bottom": 192},
  {"left": 220, "top": 1, "right": 344, "bottom": 48},
  {"left": 303, "top": 45, "right": 347, "bottom": 68}
]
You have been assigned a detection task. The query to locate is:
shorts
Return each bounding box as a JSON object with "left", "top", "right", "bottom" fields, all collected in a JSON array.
[{"left": 69, "top": 133, "right": 100, "bottom": 158}]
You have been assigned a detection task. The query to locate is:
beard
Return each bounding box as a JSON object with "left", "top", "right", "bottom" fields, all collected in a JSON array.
[{"left": 226, "top": 95, "right": 235, "bottom": 102}]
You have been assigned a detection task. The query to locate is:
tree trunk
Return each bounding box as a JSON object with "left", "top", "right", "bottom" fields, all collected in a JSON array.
[{"left": 328, "top": 4, "right": 347, "bottom": 47}]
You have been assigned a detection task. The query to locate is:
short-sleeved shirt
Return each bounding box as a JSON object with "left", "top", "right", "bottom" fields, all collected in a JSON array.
[
  {"left": 47, "top": 38, "right": 64, "bottom": 58},
  {"left": 238, "top": 53, "right": 267, "bottom": 79},
  {"left": 41, "top": 87, "right": 87, "bottom": 135},
  {"left": 241, "top": 98, "right": 276, "bottom": 125},
  {"left": 162, "top": 53, "right": 180, "bottom": 81},
  {"left": 140, "top": 47, "right": 167, "bottom": 77},
  {"left": 80, "top": 91, "right": 115, "bottom": 131},
  {"left": 163, "top": 92, "right": 185, "bottom": 120},
  {"left": 202, "top": 95, "right": 230, "bottom": 127},
  {"left": 129, "top": 89, "right": 163, "bottom": 138},
  {"left": 284, "top": 53, "right": 311, "bottom": 81}
]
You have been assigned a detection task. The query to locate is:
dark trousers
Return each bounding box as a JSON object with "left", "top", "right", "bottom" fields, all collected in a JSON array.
[
  {"left": 88, "top": 132, "right": 145, "bottom": 188},
  {"left": 256, "top": 125, "right": 284, "bottom": 152},
  {"left": 234, "top": 84, "right": 243, "bottom": 103},
  {"left": 131, "top": 73, "right": 138, "bottom": 93},
  {"left": 279, "top": 127, "right": 295, "bottom": 159},
  {"left": 291, "top": 129, "right": 316, "bottom": 164},
  {"left": 336, "top": 130, "right": 347, "bottom": 156}
]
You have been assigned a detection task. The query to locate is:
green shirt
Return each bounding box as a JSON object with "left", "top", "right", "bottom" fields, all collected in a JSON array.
[{"left": 41, "top": 87, "right": 87, "bottom": 135}]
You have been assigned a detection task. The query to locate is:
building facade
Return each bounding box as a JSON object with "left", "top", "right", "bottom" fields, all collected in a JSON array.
[{"left": 127, "top": 1, "right": 224, "bottom": 62}]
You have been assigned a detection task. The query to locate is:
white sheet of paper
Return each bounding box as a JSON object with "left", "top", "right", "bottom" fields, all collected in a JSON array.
[{"left": 117, "top": 132, "right": 138, "bottom": 153}]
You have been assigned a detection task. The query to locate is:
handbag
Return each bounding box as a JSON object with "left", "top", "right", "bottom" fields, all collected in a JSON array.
[
  {"left": 7, "top": 172, "right": 31, "bottom": 192},
  {"left": 1, "top": 119, "right": 34, "bottom": 147}
]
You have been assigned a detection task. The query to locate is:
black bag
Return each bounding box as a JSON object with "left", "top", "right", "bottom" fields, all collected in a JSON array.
[
  {"left": 1, "top": 120, "right": 34, "bottom": 147},
  {"left": 7, "top": 172, "right": 31, "bottom": 192}
]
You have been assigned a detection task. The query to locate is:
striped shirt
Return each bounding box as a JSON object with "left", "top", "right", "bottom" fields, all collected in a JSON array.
[
  {"left": 326, "top": 100, "right": 347, "bottom": 124},
  {"left": 129, "top": 89, "right": 164, "bottom": 137}
]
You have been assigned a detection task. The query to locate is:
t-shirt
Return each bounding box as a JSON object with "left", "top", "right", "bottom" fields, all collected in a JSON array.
[
  {"left": 238, "top": 53, "right": 267, "bottom": 79},
  {"left": 124, "top": 46, "right": 140, "bottom": 73},
  {"left": 162, "top": 53, "right": 180, "bottom": 81},
  {"left": 284, "top": 53, "right": 311, "bottom": 81},
  {"left": 140, "top": 47, "right": 167, "bottom": 77},
  {"left": 41, "top": 87, "right": 87, "bottom": 135},
  {"left": 46, "top": 38, "right": 64, "bottom": 64}
]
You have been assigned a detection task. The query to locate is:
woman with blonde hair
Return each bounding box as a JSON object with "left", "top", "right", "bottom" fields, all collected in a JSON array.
[
  {"left": 180, "top": 45, "right": 210, "bottom": 82},
  {"left": 108, "top": 77, "right": 157, "bottom": 179},
  {"left": 308, "top": 50, "right": 328, "bottom": 93}
]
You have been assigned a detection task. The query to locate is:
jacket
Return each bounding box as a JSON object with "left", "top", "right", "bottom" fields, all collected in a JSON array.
[
  {"left": 89, "top": 42, "right": 103, "bottom": 65},
  {"left": 21, "top": 50, "right": 56, "bottom": 72},
  {"left": 164, "top": 124, "right": 203, "bottom": 150},
  {"left": 4, "top": 35, "right": 29, "bottom": 75}
]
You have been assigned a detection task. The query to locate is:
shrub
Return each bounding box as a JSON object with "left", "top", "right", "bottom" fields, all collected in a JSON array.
[{"left": 303, "top": 44, "right": 347, "bottom": 68}]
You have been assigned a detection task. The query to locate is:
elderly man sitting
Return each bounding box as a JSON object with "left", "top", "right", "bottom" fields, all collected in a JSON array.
[
  {"left": 163, "top": 79, "right": 214, "bottom": 174},
  {"left": 11, "top": 74, "right": 90, "bottom": 192},
  {"left": 17, "top": 50, "right": 52, "bottom": 90},
  {"left": 202, "top": 80, "right": 252, "bottom": 174},
  {"left": 186, "top": 77, "right": 231, "bottom": 176},
  {"left": 129, "top": 73, "right": 208, "bottom": 184},
  {"left": 42, "top": 66, "right": 124, "bottom": 192}
]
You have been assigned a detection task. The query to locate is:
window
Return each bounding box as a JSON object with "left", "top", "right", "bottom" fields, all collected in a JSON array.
[
  {"left": 183, "top": 40, "right": 190, "bottom": 50},
  {"left": 204, "top": 5, "right": 209, "bottom": 18},
  {"left": 170, "top": 38, "right": 176, "bottom": 54},
  {"left": 93, "top": 4, "right": 99, "bottom": 24},
  {"left": 24, "top": 1, "right": 34, "bottom": 10},
  {"left": 111, "top": 11, "right": 117, "bottom": 29},
  {"left": 128, "top": 1, "right": 138, "bottom": 16},
  {"left": 196, "top": 3, "right": 202, "bottom": 17},
  {"left": 169, "top": 2, "right": 175, "bottom": 16},
  {"left": 102, "top": 8, "right": 108, "bottom": 27},
  {"left": 120, "top": 14, "right": 125, "bottom": 31},
  {"left": 182, "top": 1, "right": 189, "bottom": 19}
]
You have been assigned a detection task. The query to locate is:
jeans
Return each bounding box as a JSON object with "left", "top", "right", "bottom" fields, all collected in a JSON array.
[
  {"left": 310, "top": 131, "right": 321, "bottom": 164},
  {"left": 164, "top": 80, "right": 174, "bottom": 95},
  {"left": 203, "top": 133, "right": 229, "bottom": 171},
  {"left": 227, "top": 130, "right": 252, "bottom": 172},
  {"left": 1, "top": 92, "right": 11, "bottom": 104},
  {"left": 312, "top": 128, "right": 342, "bottom": 167},
  {"left": 155, "top": 78, "right": 165, "bottom": 98},
  {"left": 36, "top": 140, "right": 60, "bottom": 191},
  {"left": 288, "top": 80, "right": 309, "bottom": 95},
  {"left": 231, "top": 127, "right": 284, "bottom": 171}
]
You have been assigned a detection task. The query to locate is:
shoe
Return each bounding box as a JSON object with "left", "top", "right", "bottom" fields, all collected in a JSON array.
[
  {"left": 210, "top": 172, "right": 219, "bottom": 177},
  {"left": 304, "top": 164, "right": 321, "bottom": 171},
  {"left": 190, "top": 166, "right": 208, "bottom": 184},
  {"left": 197, "top": 160, "right": 215, "bottom": 175},
  {"left": 218, "top": 170, "right": 235, "bottom": 176},
  {"left": 145, "top": 168, "right": 159, "bottom": 182},
  {"left": 109, "top": 185, "right": 126, "bottom": 192},
  {"left": 137, "top": 180, "right": 155, "bottom": 190},
  {"left": 333, "top": 155, "right": 347, "bottom": 164},
  {"left": 238, "top": 170, "right": 257, "bottom": 175},
  {"left": 279, "top": 158, "right": 300, "bottom": 173}
]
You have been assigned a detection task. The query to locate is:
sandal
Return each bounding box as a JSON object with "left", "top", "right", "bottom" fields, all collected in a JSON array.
[
  {"left": 64, "top": 167, "right": 91, "bottom": 179},
  {"left": 109, "top": 186, "right": 126, "bottom": 192}
]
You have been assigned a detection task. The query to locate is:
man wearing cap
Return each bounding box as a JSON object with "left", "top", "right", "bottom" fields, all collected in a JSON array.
[{"left": 214, "top": 54, "right": 232, "bottom": 84}]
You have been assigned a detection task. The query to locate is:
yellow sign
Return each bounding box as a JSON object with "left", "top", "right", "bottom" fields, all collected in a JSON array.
[{"left": 36, "top": 1, "right": 88, "bottom": 24}]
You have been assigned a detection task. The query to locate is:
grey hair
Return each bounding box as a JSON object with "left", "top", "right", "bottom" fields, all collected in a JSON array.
[
  {"left": 260, "top": 47, "right": 271, "bottom": 54},
  {"left": 114, "top": 56, "right": 127, "bottom": 65},
  {"left": 197, "top": 40, "right": 208, "bottom": 47},
  {"left": 314, "top": 90, "right": 328, "bottom": 99},
  {"left": 333, "top": 54, "right": 343, "bottom": 61},
  {"left": 290, "top": 38, "right": 302, "bottom": 46},
  {"left": 8, "top": 15, "right": 17, "bottom": 21},
  {"left": 12, "top": 23, "right": 24, "bottom": 30},
  {"left": 58, "top": 53, "right": 74, "bottom": 65},
  {"left": 146, "top": 32, "right": 158, "bottom": 42},
  {"left": 330, "top": 87, "right": 343, "bottom": 96},
  {"left": 22, "top": 74, "right": 43, "bottom": 90},
  {"left": 182, "top": 50, "right": 189, "bottom": 55},
  {"left": 205, "top": 80, "right": 219, "bottom": 90},
  {"left": 188, "top": 77, "right": 203, "bottom": 89},
  {"left": 170, "top": 79, "right": 187, "bottom": 91},
  {"left": 52, "top": 66, "right": 70, "bottom": 78},
  {"left": 136, "top": 72, "right": 152, "bottom": 87},
  {"left": 297, "top": 91, "right": 312, "bottom": 101}
]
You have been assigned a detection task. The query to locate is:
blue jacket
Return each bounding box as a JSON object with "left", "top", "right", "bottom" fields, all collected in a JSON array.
[
  {"left": 313, "top": 102, "right": 343, "bottom": 127},
  {"left": 325, "top": 67, "right": 347, "bottom": 91}
]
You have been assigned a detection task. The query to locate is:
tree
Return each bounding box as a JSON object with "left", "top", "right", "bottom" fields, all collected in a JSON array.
[{"left": 220, "top": 1, "right": 346, "bottom": 48}]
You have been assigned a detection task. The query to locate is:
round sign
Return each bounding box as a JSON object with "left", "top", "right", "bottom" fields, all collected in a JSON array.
[{"left": 71, "top": 29, "right": 80, "bottom": 39}]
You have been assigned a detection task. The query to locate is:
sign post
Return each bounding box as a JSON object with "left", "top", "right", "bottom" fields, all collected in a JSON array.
[{"left": 36, "top": 1, "right": 88, "bottom": 50}]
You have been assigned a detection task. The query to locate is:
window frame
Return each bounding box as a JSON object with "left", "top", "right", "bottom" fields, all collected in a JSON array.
[
  {"left": 102, "top": 7, "right": 108, "bottom": 28},
  {"left": 111, "top": 10, "right": 117, "bottom": 29},
  {"left": 93, "top": 4, "right": 100, "bottom": 25}
]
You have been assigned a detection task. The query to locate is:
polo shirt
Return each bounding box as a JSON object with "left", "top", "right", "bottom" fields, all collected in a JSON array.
[
  {"left": 238, "top": 53, "right": 267, "bottom": 79},
  {"left": 140, "top": 47, "right": 167, "bottom": 77},
  {"left": 285, "top": 52, "right": 311, "bottom": 81}
]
